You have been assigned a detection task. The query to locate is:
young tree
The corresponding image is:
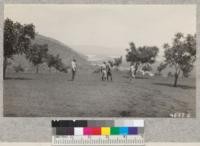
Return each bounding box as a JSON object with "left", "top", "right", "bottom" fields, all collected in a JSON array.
[
  {"left": 126, "top": 42, "right": 159, "bottom": 75},
  {"left": 108, "top": 60, "right": 114, "bottom": 67},
  {"left": 53, "top": 54, "right": 62, "bottom": 71},
  {"left": 142, "top": 63, "right": 152, "bottom": 72},
  {"left": 163, "top": 33, "right": 196, "bottom": 87},
  {"left": 113, "top": 56, "right": 122, "bottom": 70},
  {"left": 52, "top": 54, "right": 68, "bottom": 73},
  {"left": 13, "top": 64, "right": 24, "bottom": 73},
  {"left": 4, "top": 18, "right": 35, "bottom": 78},
  {"left": 46, "top": 54, "right": 58, "bottom": 72},
  {"left": 168, "top": 72, "right": 173, "bottom": 78},
  {"left": 26, "top": 44, "right": 48, "bottom": 73},
  {"left": 157, "top": 62, "right": 167, "bottom": 74}
]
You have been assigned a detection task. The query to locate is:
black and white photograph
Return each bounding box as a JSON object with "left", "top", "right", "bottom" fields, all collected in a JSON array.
[{"left": 3, "top": 4, "right": 196, "bottom": 117}]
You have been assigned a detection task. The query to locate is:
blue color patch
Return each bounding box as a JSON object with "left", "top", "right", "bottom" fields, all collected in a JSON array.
[{"left": 128, "top": 127, "right": 138, "bottom": 135}]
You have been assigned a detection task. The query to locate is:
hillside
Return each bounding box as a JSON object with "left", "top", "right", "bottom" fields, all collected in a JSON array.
[
  {"left": 33, "top": 34, "right": 88, "bottom": 65},
  {"left": 7, "top": 34, "right": 90, "bottom": 73}
]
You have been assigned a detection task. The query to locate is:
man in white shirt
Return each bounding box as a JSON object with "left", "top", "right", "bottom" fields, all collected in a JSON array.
[
  {"left": 71, "top": 59, "right": 77, "bottom": 81},
  {"left": 101, "top": 62, "right": 107, "bottom": 81}
]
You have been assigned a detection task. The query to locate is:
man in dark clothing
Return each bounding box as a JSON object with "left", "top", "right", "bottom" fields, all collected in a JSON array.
[{"left": 106, "top": 62, "right": 112, "bottom": 81}]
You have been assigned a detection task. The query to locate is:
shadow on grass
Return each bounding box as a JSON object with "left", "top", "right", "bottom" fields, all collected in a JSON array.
[
  {"left": 122, "top": 75, "right": 149, "bottom": 79},
  {"left": 119, "top": 111, "right": 131, "bottom": 117},
  {"left": 135, "top": 76, "right": 149, "bottom": 79},
  {"left": 4, "top": 113, "right": 39, "bottom": 117},
  {"left": 153, "top": 82, "right": 195, "bottom": 90},
  {"left": 4, "top": 77, "right": 33, "bottom": 80}
]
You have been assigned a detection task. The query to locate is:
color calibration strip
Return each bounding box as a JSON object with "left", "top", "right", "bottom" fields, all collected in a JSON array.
[
  {"left": 52, "top": 120, "right": 144, "bottom": 145},
  {"left": 53, "top": 127, "right": 142, "bottom": 136},
  {"left": 52, "top": 120, "right": 144, "bottom": 127}
]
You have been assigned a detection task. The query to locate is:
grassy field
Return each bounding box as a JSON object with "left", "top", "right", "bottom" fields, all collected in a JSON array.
[{"left": 3, "top": 70, "right": 196, "bottom": 117}]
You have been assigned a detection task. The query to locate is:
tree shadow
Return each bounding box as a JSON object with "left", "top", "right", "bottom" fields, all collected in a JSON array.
[
  {"left": 122, "top": 75, "right": 148, "bottom": 79},
  {"left": 119, "top": 111, "right": 131, "bottom": 117},
  {"left": 4, "top": 77, "right": 33, "bottom": 80},
  {"left": 4, "top": 113, "right": 39, "bottom": 117},
  {"left": 153, "top": 82, "right": 195, "bottom": 90},
  {"left": 68, "top": 79, "right": 75, "bottom": 81},
  {"left": 135, "top": 76, "right": 149, "bottom": 79}
]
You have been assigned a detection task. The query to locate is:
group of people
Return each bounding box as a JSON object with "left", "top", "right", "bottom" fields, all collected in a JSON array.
[
  {"left": 100, "top": 62, "right": 113, "bottom": 81},
  {"left": 71, "top": 59, "right": 113, "bottom": 81},
  {"left": 71, "top": 58, "right": 135, "bottom": 81}
]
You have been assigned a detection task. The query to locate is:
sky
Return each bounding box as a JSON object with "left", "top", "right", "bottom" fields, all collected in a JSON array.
[{"left": 4, "top": 4, "right": 196, "bottom": 60}]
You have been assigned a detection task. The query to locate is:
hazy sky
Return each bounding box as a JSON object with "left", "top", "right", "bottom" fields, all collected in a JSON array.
[{"left": 5, "top": 4, "right": 196, "bottom": 59}]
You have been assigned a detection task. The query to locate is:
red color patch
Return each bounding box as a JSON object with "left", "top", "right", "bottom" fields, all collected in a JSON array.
[{"left": 92, "top": 127, "right": 101, "bottom": 135}]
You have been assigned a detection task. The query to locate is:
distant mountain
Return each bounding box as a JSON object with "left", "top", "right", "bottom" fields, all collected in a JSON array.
[
  {"left": 87, "top": 54, "right": 117, "bottom": 65},
  {"left": 7, "top": 34, "right": 90, "bottom": 73},
  {"left": 70, "top": 45, "right": 125, "bottom": 58}
]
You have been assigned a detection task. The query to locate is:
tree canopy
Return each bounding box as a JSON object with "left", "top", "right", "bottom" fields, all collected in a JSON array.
[
  {"left": 4, "top": 18, "right": 35, "bottom": 58},
  {"left": 126, "top": 42, "right": 159, "bottom": 75},
  {"left": 4, "top": 18, "right": 35, "bottom": 78},
  {"left": 26, "top": 43, "right": 48, "bottom": 73},
  {"left": 163, "top": 32, "right": 196, "bottom": 86},
  {"left": 114, "top": 56, "right": 122, "bottom": 67}
]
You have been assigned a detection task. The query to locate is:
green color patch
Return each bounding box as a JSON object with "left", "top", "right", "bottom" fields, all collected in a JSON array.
[{"left": 111, "top": 127, "right": 119, "bottom": 135}]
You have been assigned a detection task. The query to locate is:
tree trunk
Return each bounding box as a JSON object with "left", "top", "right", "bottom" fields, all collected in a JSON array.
[
  {"left": 173, "top": 73, "right": 179, "bottom": 87},
  {"left": 36, "top": 65, "right": 39, "bottom": 73},
  {"left": 134, "top": 63, "right": 139, "bottom": 75},
  {"left": 116, "top": 67, "right": 119, "bottom": 71},
  {"left": 3, "top": 57, "right": 7, "bottom": 79}
]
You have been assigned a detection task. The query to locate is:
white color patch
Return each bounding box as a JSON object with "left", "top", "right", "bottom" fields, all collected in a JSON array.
[{"left": 74, "top": 127, "right": 83, "bottom": 135}]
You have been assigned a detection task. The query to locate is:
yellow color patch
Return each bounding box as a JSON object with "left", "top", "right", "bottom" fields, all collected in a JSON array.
[{"left": 101, "top": 127, "right": 110, "bottom": 135}]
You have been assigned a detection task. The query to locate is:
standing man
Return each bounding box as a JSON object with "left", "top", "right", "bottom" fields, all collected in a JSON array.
[
  {"left": 130, "top": 64, "right": 135, "bottom": 80},
  {"left": 106, "top": 62, "right": 112, "bottom": 81},
  {"left": 71, "top": 59, "right": 77, "bottom": 81},
  {"left": 101, "top": 62, "right": 107, "bottom": 81}
]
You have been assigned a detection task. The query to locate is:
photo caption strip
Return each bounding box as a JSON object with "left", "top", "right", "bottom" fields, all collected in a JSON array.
[{"left": 51, "top": 120, "right": 144, "bottom": 145}]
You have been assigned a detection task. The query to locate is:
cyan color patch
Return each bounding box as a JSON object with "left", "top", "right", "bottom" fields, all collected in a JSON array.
[{"left": 119, "top": 127, "right": 128, "bottom": 135}]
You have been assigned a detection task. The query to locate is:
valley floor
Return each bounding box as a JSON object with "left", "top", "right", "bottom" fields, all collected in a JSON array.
[{"left": 3, "top": 70, "right": 196, "bottom": 117}]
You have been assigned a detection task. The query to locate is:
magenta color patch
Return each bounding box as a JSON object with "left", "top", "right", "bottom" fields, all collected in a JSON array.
[{"left": 83, "top": 127, "right": 92, "bottom": 135}]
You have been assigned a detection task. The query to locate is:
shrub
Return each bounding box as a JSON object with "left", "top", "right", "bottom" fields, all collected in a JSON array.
[{"left": 13, "top": 64, "right": 24, "bottom": 73}]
